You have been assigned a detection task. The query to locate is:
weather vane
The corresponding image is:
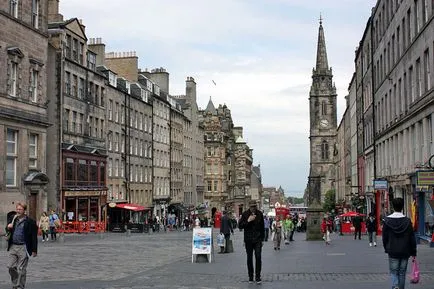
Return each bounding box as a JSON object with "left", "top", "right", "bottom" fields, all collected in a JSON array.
[{"left": 319, "top": 13, "right": 323, "bottom": 25}]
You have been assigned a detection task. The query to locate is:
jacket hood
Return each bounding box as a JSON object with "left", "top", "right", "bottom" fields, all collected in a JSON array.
[{"left": 383, "top": 214, "right": 411, "bottom": 234}]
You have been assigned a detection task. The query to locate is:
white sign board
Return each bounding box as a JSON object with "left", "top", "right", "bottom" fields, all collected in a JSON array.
[{"left": 191, "top": 227, "right": 213, "bottom": 263}]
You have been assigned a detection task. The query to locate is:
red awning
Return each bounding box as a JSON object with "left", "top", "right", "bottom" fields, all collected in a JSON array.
[{"left": 115, "top": 203, "right": 148, "bottom": 211}]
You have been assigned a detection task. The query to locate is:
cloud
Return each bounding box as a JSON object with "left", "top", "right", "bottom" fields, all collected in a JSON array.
[{"left": 59, "top": 0, "right": 377, "bottom": 192}]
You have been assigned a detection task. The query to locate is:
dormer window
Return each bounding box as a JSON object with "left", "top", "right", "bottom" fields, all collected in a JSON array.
[
  {"left": 125, "top": 81, "right": 130, "bottom": 94},
  {"left": 154, "top": 85, "right": 160, "bottom": 96},
  {"left": 141, "top": 89, "right": 148, "bottom": 102},
  {"left": 108, "top": 72, "right": 117, "bottom": 87}
]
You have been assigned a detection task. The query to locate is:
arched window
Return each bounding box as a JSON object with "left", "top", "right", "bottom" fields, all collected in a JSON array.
[
  {"left": 321, "top": 141, "right": 329, "bottom": 160},
  {"left": 321, "top": 101, "right": 327, "bottom": 115}
]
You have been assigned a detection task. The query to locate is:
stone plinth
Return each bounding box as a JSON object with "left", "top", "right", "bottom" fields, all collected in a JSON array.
[{"left": 306, "top": 200, "right": 324, "bottom": 241}]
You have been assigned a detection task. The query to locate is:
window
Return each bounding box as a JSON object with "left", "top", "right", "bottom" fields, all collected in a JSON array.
[
  {"left": 207, "top": 180, "right": 212, "bottom": 192},
  {"left": 115, "top": 159, "right": 119, "bottom": 177},
  {"left": 213, "top": 181, "right": 218, "bottom": 192},
  {"left": 321, "top": 101, "right": 327, "bottom": 115},
  {"left": 65, "top": 158, "right": 75, "bottom": 186},
  {"left": 65, "top": 35, "right": 71, "bottom": 59},
  {"left": 108, "top": 100, "right": 113, "bottom": 120},
  {"left": 409, "top": 66, "right": 415, "bottom": 102},
  {"left": 115, "top": 102, "right": 119, "bottom": 122},
  {"left": 29, "top": 134, "right": 38, "bottom": 168},
  {"left": 8, "top": 62, "right": 17, "bottom": 97},
  {"left": 115, "top": 133, "right": 119, "bottom": 151},
  {"left": 90, "top": 161, "right": 98, "bottom": 186},
  {"left": 30, "top": 69, "right": 38, "bottom": 102},
  {"left": 416, "top": 58, "right": 422, "bottom": 98},
  {"left": 424, "top": 49, "right": 431, "bottom": 92},
  {"left": 6, "top": 129, "right": 18, "bottom": 186},
  {"left": 32, "top": 0, "right": 39, "bottom": 28},
  {"left": 10, "top": 0, "right": 18, "bottom": 18},
  {"left": 79, "top": 43, "right": 84, "bottom": 65},
  {"left": 64, "top": 109, "right": 70, "bottom": 131},
  {"left": 108, "top": 131, "right": 112, "bottom": 150},
  {"left": 78, "top": 78, "right": 84, "bottom": 99},
  {"left": 87, "top": 52, "right": 96, "bottom": 71},
  {"left": 72, "top": 111, "right": 77, "bottom": 133},
  {"left": 321, "top": 141, "right": 329, "bottom": 160},
  {"left": 71, "top": 75, "right": 77, "bottom": 97},
  {"left": 79, "top": 113, "right": 84, "bottom": 134},
  {"left": 108, "top": 158, "right": 112, "bottom": 177},
  {"left": 65, "top": 71, "right": 71, "bottom": 95},
  {"left": 72, "top": 39, "right": 78, "bottom": 62}
]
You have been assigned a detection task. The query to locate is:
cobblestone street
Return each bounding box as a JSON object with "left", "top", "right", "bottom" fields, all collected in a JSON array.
[{"left": 1, "top": 230, "right": 433, "bottom": 289}]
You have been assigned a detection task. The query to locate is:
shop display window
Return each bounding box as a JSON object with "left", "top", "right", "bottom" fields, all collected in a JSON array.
[
  {"left": 65, "top": 198, "right": 76, "bottom": 221},
  {"left": 78, "top": 198, "right": 88, "bottom": 221},
  {"left": 90, "top": 197, "right": 99, "bottom": 221}
]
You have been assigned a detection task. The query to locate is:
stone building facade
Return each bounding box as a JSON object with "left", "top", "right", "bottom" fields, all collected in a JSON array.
[
  {"left": 307, "top": 19, "right": 338, "bottom": 205},
  {"left": 0, "top": 0, "right": 50, "bottom": 224},
  {"left": 46, "top": 10, "right": 108, "bottom": 224}
]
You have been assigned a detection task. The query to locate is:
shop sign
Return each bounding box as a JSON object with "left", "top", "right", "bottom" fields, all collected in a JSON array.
[
  {"left": 108, "top": 202, "right": 117, "bottom": 208},
  {"left": 64, "top": 190, "right": 106, "bottom": 197},
  {"left": 416, "top": 171, "right": 434, "bottom": 186},
  {"left": 373, "top": 179, "right": 388, "bottom": 190}
]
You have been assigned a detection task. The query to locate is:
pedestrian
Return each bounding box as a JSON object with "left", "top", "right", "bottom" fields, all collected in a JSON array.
[
  {"left": 49, "top": 210, "right": 59, "bottom": 241},
  {"left": 352, "top": 214, "right": 362, "bottom": 240},
  {"left": 366, "top": 213, "right": 377, "bottom": 247},
  {"left": 282, "top": 215, "right": 293, "bottom": 244},
  {"left": 238, "top": 200, "right": 265, "bottom": 284},
  {"left": 382, "top": 197, "right": 417, "bottom": 289},
  {"left": 334, "top": 216, "right": 342, "bottom": 235},
  {"left": 220, "top": 211, "right": 234, "bottom": 253},
  {"left": 263, "top": 216, "right": 270, "bottom": 242},
  {"left": 6, "top": 201, "right": 38, "bottom": 289},
  {"left": 38, "top": 212, "right": 49, "bottom": 242},
  {"left": 321, "top": 218, "right": 330, "bottom": 245},
  {"left": 272, "top": 217, "right": 283, "bottom": 250}
]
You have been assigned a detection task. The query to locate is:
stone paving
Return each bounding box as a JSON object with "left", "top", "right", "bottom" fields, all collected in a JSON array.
[{"left": 0, "top": 229, "right": 433, "bottom": 289}]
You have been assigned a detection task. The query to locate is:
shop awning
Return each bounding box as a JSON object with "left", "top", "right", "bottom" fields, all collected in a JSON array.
[{"left": 116, "top": 203, "right": 148, "bottom": 211}]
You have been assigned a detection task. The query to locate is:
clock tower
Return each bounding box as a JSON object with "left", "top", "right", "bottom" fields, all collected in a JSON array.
[{"left": 308, "top": 18, "right": 337, "bottom": 205}]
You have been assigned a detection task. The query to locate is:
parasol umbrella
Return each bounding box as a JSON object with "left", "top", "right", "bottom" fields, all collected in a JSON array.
[{"left": 340, "top": 211, "right": 366, "bottom": 217}]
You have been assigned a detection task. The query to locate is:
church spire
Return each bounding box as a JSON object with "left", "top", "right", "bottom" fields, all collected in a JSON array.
[{"left": 315, "top": 14, "right": 329, "bottom": 71}]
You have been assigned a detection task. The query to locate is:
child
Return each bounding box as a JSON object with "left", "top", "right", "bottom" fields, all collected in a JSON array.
[{"left": 321, "top": 218, "right": 331, "bottom": 245}]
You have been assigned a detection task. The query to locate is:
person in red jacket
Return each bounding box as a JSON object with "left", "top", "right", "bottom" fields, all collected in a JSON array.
[{"left": 321, "top": 218, "right": 330, "bottom": 245}]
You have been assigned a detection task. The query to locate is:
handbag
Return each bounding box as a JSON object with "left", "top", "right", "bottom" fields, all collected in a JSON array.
[
  {"left": 217, "top": 233, "right": 225, "bottom": 247},
  {"left": 410, "top": 257, "right": 420, "bottom": 284},
  {"left": 4, "top": 215, "right": 18, "bottom": 241}
]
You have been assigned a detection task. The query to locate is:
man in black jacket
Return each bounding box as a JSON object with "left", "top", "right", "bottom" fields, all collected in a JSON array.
[
  {"left": 6, "top": 202, "right": 38, "bottom": 289},
  {"left": 366, "top": 213, "right": 377, "bottom": 247},
  {"left": 238, "top": 200, "right": 265, "bottom": 284},
  {"left": 382, "top": 198, "right": 417, "bottom": 289},
  {"left": 219, "top": 211, "right": 234, "bottom": 253}
]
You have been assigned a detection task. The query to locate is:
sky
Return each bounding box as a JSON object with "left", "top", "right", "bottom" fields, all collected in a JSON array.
[{"left": 59, "top": 0, "right": 377, "bottom": 197}]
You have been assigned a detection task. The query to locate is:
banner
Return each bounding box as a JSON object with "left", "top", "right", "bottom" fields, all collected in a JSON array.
[{"left": 192, "top": 227, "right": 212, "bottom": 254}]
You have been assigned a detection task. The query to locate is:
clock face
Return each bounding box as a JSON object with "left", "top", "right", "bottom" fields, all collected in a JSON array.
[{"left": 320, "top": 119, "right": 329, "bottom": 128}]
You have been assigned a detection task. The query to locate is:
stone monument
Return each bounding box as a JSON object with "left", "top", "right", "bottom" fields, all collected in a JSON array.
[{"left": 306, "top": 176, "right": 324, "bottom": 241}]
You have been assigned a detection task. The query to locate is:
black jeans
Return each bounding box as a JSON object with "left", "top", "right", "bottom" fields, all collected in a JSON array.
[
  {"left": 354, "top": 227, "right": 361, "bottom": 239},
  {"left": 245, "top": 241, "right": 262, "bottom": 279},
  {"left": 264, "top": 228, "right": 269, "bottom": 241}
]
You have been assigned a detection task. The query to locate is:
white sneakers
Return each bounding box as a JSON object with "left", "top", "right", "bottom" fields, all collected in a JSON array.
[
  {"left": 369, "top": 242, "right": 377, "bottom": 247},
  {"left": 369, "top": 243, "right": 372, "bottom": 247}
]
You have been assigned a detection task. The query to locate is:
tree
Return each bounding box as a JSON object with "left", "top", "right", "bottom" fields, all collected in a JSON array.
[{"left": 322, "top": 189, "right": 336, "bottom": 213}]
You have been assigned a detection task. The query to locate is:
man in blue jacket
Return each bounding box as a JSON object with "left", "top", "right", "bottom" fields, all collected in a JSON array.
[
  {"left": 6, "top": 202, "right": 38, "bottom": 289},
  {"left": 382, "top": 197, "right": 417, "bottom": 289}
]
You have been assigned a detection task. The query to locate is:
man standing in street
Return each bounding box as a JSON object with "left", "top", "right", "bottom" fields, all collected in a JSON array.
[
  {"left": 220, "top": 211, "right": 234, "bottom": 253},
  {"left": 6, "top": 201, "right": 38, "bottom": 289},
  {"left": 238, "top": 200, "right": 265, "bottom": 284},
  {"left": 383, "top": 197, "right": 417, "bottom": 289},
  {"left": 263, "top": 216, "right": 270, "bottom": 242},
  {"left": 366, "top": 213, "right": 377, "bottom": 247},
  {"left": 352, "top": 214, "right": 362, "bottom": 240}
]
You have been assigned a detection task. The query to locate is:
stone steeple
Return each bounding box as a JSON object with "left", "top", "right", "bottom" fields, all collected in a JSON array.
[{"left": 315, "top": 15, "right": 329, "bottom": 72}]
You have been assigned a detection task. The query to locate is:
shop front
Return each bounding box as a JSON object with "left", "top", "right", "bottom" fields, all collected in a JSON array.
[
  {"left": 107, "top": 203, "right": 150, "bottom": 233},
  {"left": 63, "top": 190, "right": 107, "bottom": 233},
  {"left": 414, "top": 171, "right": 434, "bottom": 247}
]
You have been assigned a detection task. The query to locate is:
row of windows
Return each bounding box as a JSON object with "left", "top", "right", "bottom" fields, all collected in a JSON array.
[
  {"left": 154, "top": 125, "right": 169, "bottom": 144},
  {"left": 9, "top": 0, "right": 40, "bottom": 29},
  {"left": 107, "top": 99, "right": 152, "bottom": 133},
  {"left": 107, "top": 132, "right": 152, "bottom": 158},
  {"left": 377, "top": 115, "right": 433, "bottom": 175},
  {"left": 5, "top": 129, "right": 39, "bottom": 187},
  {"left": 64, "top": 157, "right": 105, "bottom": 187},
  {"left": 63, "top": 109, "right": 104, "bottom": 139},
  {"left": 7, "top": 59, "right": 41, "bottom": 103},
  {"left": 376, "top": 45, "right": 432, "bottom": 133},
  {"left": 154, "top": 177, "right": 170, "bottom": 196},
  {"left": 374, "top": 0, "right": 433, "bottom": 88},
  {"left": 64, "top": 71, "right": 105, "bottom": 106}
]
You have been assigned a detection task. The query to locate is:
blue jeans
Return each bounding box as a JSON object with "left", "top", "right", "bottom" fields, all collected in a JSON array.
[{"left": 389, "top": 257, "right": 408, "bottom": 289}]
